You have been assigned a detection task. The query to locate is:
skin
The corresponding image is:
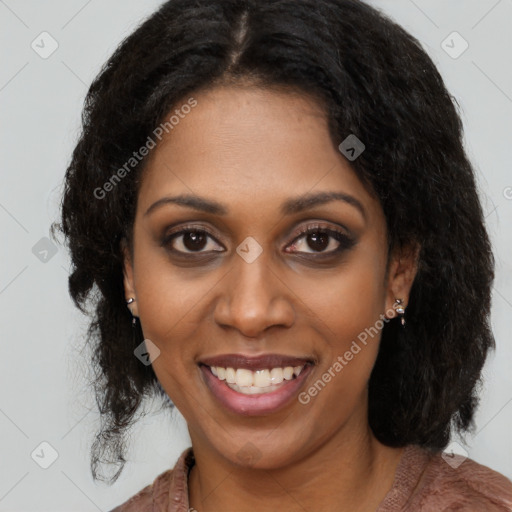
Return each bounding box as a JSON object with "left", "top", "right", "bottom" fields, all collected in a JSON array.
[{"left": 122, "top": 84, "right": 419, "bottom": 512}]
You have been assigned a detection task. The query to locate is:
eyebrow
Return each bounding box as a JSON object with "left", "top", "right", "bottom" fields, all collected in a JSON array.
[{"left": 144, "top": 191, "right": 366, "bottom": 221}]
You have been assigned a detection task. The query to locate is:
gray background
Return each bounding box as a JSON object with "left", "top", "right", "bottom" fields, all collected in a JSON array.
[{"left": 1, "top": 0, "right": 511, "bottom": 510}]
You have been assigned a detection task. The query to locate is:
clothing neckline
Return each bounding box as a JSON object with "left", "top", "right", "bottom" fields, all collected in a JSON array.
[
  {"left": 375, "top": 444, "right": 432, "bottom": 510},
  {"left": 168, "top": 444, "right": 431, "bottom": 512}
]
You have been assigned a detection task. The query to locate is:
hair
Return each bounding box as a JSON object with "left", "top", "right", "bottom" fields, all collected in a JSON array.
[{"left": 52, "top": 0, "right": 495, "bottom": 484}]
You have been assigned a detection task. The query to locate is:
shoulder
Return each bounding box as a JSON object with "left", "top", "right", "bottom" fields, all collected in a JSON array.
[
  {"left": 410, "top": 447, "right": 512, "bottom": 511},
  {"left": 108, "top": 447, "right": 194, "bottom": 512},
  {"left": 108, "top": 468, "right": 173, "bottom": 512}
]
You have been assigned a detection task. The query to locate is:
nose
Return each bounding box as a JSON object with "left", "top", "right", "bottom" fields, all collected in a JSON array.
[{"left": 213, "top": 250, "right": 295, "bottom": 338}]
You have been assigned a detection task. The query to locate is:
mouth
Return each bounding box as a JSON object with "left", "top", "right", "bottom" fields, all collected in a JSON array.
[{"left": 198, "top": 354, "right": 315, "bottom": 416}]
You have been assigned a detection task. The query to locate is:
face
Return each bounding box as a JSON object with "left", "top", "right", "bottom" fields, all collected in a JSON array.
[{"left": 123, "top": 84, "right": 417, "bottom": 469}]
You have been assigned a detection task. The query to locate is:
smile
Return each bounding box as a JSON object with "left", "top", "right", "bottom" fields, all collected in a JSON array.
[
  {"left": 198, "top": 354, "right": 314, "bottom": 416},
  {"left": 209, "top": 365, "right": 306, "bottom": 394}
]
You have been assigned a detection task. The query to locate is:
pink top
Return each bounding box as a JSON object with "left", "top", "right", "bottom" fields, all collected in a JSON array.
[{"left": 110, "top": 445, "right": 512, "bottom": 511}]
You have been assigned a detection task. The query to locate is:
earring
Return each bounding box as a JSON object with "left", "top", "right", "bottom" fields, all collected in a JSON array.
[
  {"left": 126, "top": 297, "right": 137, "bottom": 327},
  {"left": 393, "top": 298, "right": 406, "bottom": 326}
]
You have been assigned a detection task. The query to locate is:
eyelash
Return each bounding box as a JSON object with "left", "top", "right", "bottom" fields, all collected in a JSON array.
[
  {"left": 287, "top": 224, "right": 356, "bottom": 256},
  {"left": 161, "top": 223, "right": 356, "bottom": 258}
]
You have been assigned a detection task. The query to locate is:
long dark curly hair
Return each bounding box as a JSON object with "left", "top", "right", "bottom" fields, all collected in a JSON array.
[{"left": 51, "top": 0, "right": 495, "bottom": 484}]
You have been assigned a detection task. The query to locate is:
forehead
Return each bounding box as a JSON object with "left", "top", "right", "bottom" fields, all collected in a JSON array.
[{"left": 137, "top": 85, "right": 380, "bottom": 223}]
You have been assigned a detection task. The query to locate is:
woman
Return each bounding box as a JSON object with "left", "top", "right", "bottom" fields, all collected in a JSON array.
[{"left": 54, "top": 0, "right": 512, "bottom": 510}]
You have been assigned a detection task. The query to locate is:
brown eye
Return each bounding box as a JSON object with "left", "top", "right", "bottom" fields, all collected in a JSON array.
[
  {"left": 286, "top": 225, "right": 356, "bottom": 255},
  {"left": 181, "top": 231, "right": 207, "bottom": 251},
  {"left": 162, "top": 227, "right": 224, "bottom": 254},
  {"left": 304, "top": 231, "right": 330, "bottom": 252}
]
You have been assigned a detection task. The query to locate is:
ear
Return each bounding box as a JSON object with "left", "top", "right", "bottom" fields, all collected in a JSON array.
[
  {"left": 121, "top": 238, "right": 138, "bottom": 318},
  {"left": 384, "top": 241, "right": 420, "bottom": 319}
]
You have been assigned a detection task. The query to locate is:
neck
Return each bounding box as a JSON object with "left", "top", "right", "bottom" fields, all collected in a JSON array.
[{"left": 188, "top": 417, "right": 405, "bottom": 512}]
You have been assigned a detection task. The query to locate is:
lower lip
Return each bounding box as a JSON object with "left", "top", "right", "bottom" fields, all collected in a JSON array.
[{"left": 199, "top": 364, "right": 313, "bottom": 416}]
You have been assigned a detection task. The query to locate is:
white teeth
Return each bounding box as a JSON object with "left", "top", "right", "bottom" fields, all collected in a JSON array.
[
  {"left": 209, "top": 364, "right": 307, "bottom": 391},
  {"left": 226, "top": 383, "right": 279, "bottom": 395},
  {"left": 283, "top": 367, "right": 294, "bottom": 380},
  {"left": 225, "top": 367, "right": 236, "bottom": 384},
  {"left": 235, "top": 369, "right": 253, "bottom": 387},
  {"left": 253, "top": 369, "right": 270, "bottom": 387},
  {"left": 270, "top": 367, "right": 284, "bottom": 384}
]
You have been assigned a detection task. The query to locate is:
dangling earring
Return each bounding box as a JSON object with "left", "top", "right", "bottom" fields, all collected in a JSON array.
[
  {"left": 126, "top": 297, "right": 137, "bottom": 327},
  {"left": 393, "top": 298, "right": 406, "bottom": 326}
]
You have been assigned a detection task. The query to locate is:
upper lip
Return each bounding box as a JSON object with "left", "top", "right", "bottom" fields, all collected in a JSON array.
[{"left": 199, "top": 353, "right": 313, "bottom": 371}]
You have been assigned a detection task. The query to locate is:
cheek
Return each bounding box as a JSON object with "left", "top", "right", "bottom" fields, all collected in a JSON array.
[
  {"left": 297, "top": 249, "right": 386, "bottom": 346},
  {"left": 295, "top": 249, "right": 387, "bottom": 404},
  {"left": 131, "top": 238, "right": 206, "bottom": 359},
  {"left": 132, "top": 254, "right": 206, "bottom": 412}
]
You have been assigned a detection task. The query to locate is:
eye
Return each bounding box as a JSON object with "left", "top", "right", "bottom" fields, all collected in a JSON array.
[
  {"left": 162, "top": 225, "right": 224, "bottom": 254},
  {"left": 161, "top": 223, "right": 356, "bottom": 257},
  {"left": 285, "top": 224, "right": 355, "bottom": 255}
]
